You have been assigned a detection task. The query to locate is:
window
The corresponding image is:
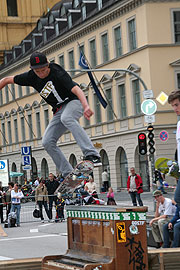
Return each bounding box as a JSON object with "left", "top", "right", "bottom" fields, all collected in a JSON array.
[
  {"left": 132, "top": 79, "right": 141, "bottom": 115},
  {"left": 7, "top": 121, "right": 12, "bottom": 144},
  {"left": 1, "top": 123, "right": 6, "bottom": 146},
  {"left": 6, "top": 0, "right": 18, "bottom": 16},
  {"left": 94, "top": 94, "right": 101, "bottom": 123},
  {"left": 5, "top": 86, "right": 9, "bottom": 103},
  {"left": 97, "top": 0, "right": 102, "bottom": 10},
  {"left": 14, "top": 119, "right": 18, "bottom": 142},
  {"left": 59, "top": 54, "right": 65, "bottom": 69},
  {"left": 118, "top": 84, "right": 127, "bottom": 118},
  {"left": 69, "top": 50, "right": 75, "bottom": 76},
  {"left": 26, "top": 86, "right": 30, "bottom": 95},
  {"left": 21, "top": 117, "right": 26, "bottom": 141},
  {"left": 106, "top": 88, "right": 113, "bottom": 121},
  {"left": 44, "top": 109, "right": 49, "bottom": 129},
  {"left": 18, "top": 85, "right": 22, "bottom": 98},
  {"left": 173, "top": 11, "right": 180, "bottom": 43},
  {"left": 114, "top": 26, "right": 122, "bottom": 57},
  {"left": 101, "top": 33, "right": 109, "bottom": 63},
  {"left": 177, "top": 73, "right": 180, "bottom": 89},
  {"left": 128, "top": 18, "right": 137, "bottom": 51},
  {"left": 79, "top": 44, "right": 84, "bottom": 56},
  {"left": 36, "top": 112, "right": 41, "bottom": 138},
  {"left": 68, "top": 15, "right": 72, "bottom": 29},
  {"left": 82, "top": 5, "right": 86, "bottom": 20},
  {"left": 90, "top": 39, "right": 97, "bottom": 67},
  {"left": 0, "top": 91, "right": 3, "bottom": 106},
  {"left": 11, "top": 84, "right": 15, "bottom": 100},
  {"left": 28, "top": 115, "right": 33, "bottom": 140}
]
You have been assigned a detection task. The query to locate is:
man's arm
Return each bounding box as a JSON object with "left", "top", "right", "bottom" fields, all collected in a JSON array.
[
  {"left": 71, "top": 85, "right": 94, "bottom": 120},
  {"left": 0, "top": 76, "right": 14, "bottom": 89}
]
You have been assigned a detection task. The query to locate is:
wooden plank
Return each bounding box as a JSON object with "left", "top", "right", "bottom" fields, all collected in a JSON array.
[{"left": 148, "top": 247, "right": 180, "bottom": 254}]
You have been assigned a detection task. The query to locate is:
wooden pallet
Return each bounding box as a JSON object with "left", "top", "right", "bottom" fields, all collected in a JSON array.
[{"left": 148, "top": 248, "right": 180, "bottom": 270}]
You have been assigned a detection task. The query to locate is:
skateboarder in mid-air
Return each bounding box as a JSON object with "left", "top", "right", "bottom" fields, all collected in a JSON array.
[{"left": 0, "top": 51, "right": 102, "bottom": 179}]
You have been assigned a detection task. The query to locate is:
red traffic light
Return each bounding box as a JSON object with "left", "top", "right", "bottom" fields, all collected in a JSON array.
[{"left": 138, "top": 133, "right": 146, "bottom": 140}]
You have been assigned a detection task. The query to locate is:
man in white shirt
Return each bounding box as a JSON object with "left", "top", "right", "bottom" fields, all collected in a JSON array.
[
  {"left": 102, "top": 169, "right": 109, "bottom": 192},
  {"left": 149, "top": 190, "right": 176, "bottom": 246},
  {"left": 168, "top": 90, "right": 180, "bottom": 205},
  {"left": 85, "top": 175, "right": 97, "bottom": 194}
]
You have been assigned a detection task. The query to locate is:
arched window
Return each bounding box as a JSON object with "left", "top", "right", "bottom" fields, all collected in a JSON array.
[
  {"left": 31, "top": 157, "right": 38, "bottom": 181},
  {"left": 41, "top": 158, "right": 49, "bottom": 179},
  {"left": 119, "top": 148, "right": 128, "bottom": 188},
  {"left": 69, "top": 154, "right": 77, "bottom": 168}
]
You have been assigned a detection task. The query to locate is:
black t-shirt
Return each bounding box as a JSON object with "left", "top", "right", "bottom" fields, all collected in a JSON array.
[{"left": 14, "top": 63, "right": 78, "bottom": 109}]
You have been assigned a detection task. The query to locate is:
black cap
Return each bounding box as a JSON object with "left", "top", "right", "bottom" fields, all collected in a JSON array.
[{"left": 30, "top": 52, "right": 48, "bottom": 69}]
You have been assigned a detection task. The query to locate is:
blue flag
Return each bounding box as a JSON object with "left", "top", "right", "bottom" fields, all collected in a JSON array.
[{"left": 78, "top": 52, "right": 107, "bottom": 108}]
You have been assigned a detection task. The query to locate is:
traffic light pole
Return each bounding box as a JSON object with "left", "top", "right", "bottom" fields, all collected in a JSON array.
[{"left": 73, "top": 68, "right": 153, "bottom": 191}]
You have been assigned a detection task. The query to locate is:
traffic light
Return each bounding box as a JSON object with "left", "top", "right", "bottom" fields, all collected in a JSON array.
[
  {"left": 147, "top": 125, "right": 155, "bottom": 154},
  {"left": 138, "top": 133, "right": 147, "bottom": 155}
]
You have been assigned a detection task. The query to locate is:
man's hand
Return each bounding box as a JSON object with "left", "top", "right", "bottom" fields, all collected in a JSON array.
[
  {"left": 149, "top": 219, "right": 155, "bottom": 226},
  {"left": 168, "top": 222, "right": 173, "bottom": 229},
  {"left": 84, "top": 106, "right": 94, "bottom": 120}
]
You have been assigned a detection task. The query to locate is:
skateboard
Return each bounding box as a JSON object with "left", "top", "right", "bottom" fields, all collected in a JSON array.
[
  {"left": 155, "top": 157, "right": 180, "bottom": 179},
  {"left": 56, "top": 160, "right": 94, "bottom": 195}
]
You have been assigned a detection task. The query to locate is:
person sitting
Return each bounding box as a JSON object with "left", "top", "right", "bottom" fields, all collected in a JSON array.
[
  {"left": 84, "top": 174, "right": 98, "bottom": 198},
  {"left": 149, "top": 190, "right": 176, "bottom": 248},
  {"left": 107, "top": 187, "right": 116, "bottom": 205},
  {"left": 163, "top": 204, "right": 180, "bottom": 248}
]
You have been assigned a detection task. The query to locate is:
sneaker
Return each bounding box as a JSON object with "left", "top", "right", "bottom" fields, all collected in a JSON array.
[
  {"left": 41, "top": 220, "right": 45, "bottom": 223},
  {"left": 48, "top": 219, "right": 54, "bottom": 223},
  {"left": 84, "top": 155, "right": 102, "bottom": 167}
]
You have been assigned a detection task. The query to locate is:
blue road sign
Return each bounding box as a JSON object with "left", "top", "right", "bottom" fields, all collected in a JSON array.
[
  {"left": 0, "top": 161, "right": 6, "bottom": 169},
  {"left": 21, "top": 146, "right": 31, "bottom": 156},
  {"left": 23, "top": 155, "right": 31, "bottom": 166}
]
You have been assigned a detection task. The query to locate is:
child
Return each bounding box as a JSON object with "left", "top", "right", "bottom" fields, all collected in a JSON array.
[
  {"left": 55, "top": 193, "right": 65, "bottom": 222},
  {"left": 107, "top": 187, "right": 116, "bottom": 205}
]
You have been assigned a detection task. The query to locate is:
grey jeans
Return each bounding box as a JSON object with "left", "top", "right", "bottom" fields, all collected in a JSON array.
[{"left": 42, "top": 100, "right": 99, "bottom": 177}]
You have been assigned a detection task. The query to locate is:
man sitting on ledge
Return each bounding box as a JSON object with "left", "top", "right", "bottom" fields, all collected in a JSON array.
[{"left": 149, "top": 190, "right": 176, "bottom": 248}]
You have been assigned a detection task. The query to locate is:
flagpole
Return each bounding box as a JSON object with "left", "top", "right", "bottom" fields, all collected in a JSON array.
[{"left": 77, "top": 42, "right": 118, "bottom": 119}]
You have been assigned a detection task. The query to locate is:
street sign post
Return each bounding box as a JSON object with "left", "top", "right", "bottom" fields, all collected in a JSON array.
[
  {"left": 0, "top": 160, "right": 9, "bottom": 186},
  {"left": 21, "top": 146, "right": 32, "bottom": 169},
  {"left": 141, "top": 99, "right": 157, "bottom": 116}
]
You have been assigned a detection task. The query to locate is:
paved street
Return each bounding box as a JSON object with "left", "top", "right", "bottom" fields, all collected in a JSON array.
[{"left": 0, "top": 188, "right": 176, "bottom": 261}]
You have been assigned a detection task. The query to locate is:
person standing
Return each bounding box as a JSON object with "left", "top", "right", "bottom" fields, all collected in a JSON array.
[
  {"left": 0, "top": 51, "right": 101, "bottom": 180},
  {"left": 149, "top": 190, "right": 176, "bottom": 247},
  {"left": 163, "top": 204, "right": 180, "bottom": 248},
  {"left": 0, "top": 183, "right": 4, "bottom": 223},
  {"left": 45, "top": 173, "right": 59, "bottom": 221},
  {"left": 127, "top": 167, "right": 143, "bottom": 206},
  {"left": 168, "top": 90, "right": 180, "bottom": 205},
  {"left": 35, "top": 180, "right": 50, "bottom": 223},
  {"left": 102, "top": 169, "right": 109, "bottom": 192},
  {"left": 11, "top": 183, "right": 24, "bottom": 227},
  {"left": 5, "top": 182, "right": 14, "bottom": 220}
]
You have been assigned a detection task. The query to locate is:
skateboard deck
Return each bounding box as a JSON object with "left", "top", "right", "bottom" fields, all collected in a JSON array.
[
  {"left": 155, "top": 157, "right": 180, "bottom": 178},
  {"left": 56, "top": 160, "right": 94, "bottom": 194}
]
